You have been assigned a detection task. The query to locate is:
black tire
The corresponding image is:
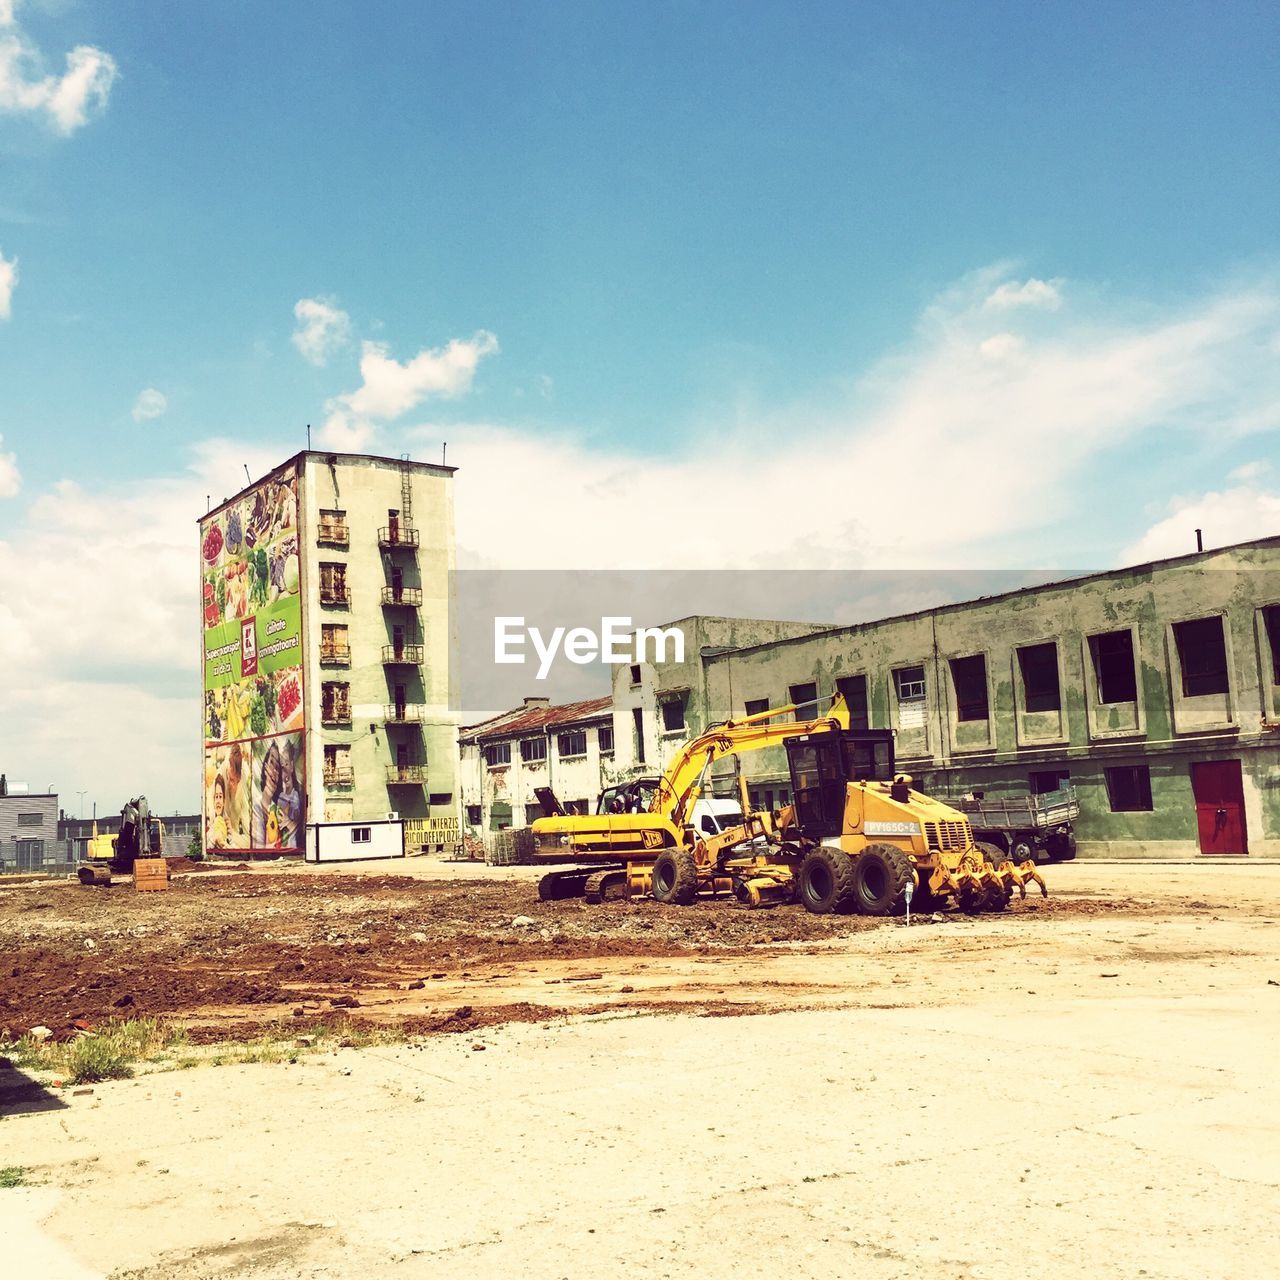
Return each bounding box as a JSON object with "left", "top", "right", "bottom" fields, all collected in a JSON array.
[
  {"left": 1009, "top": 836, "right": 1036, "bottom": 864},
  {"left": 852, "top": 844, "right": 915, "bottom": 916},
  {"left": 797, "top": 847, "right": 856, "bottom": 914},
  {"left": 975, "top": 841, "right": 1006, "bottom": 868},
  {"left": 650, "top": 849, "right": 699, "bottom": 905}
]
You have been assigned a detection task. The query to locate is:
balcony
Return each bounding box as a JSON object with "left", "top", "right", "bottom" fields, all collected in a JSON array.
[
  {"left": 323, "top": 767, "right": 355, "bottom": 788},
  {"left": 320, "top": 643, "right": 352, "bottom": 666},
  {"left": 383, "top": 703, "right": 426, "bottom": 724},
  {"left": 317, "top": 519, "right": 349, "bottom": 546},
  {"left": 378, "top": 524, "right": 420, "bottom": 549},
  {"left": 381, "top": 586, "right": 422, "bottom": 608},
  {"left": 320, "top": 587, "right": 351, "bottom": 608},
  {"left": 386, "top": 764, "right": 428, "bottom": 784},
  {"left": 382, "top": 644, "right": 424, "bottom": 665}
]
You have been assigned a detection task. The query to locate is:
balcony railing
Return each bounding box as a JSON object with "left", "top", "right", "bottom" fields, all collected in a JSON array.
[
  {"left": 378, "top": 525, "right": 420, "bottom": 549},
  {"left": 321, "top": 706, "right": 352, "bottom": 726},
  {"left": 320, "top": 586, "right": 351, "bottom": 607},
  {"left": 383, "top": 703, "right": 426, "bottom": 723},
  {"left": 320, "top": 643, "right": 352, "bottom": 666},
  {"left": 380, "top": 586, "right": 422, "bottom": 607},
  {"left": 323, "top": 767, "right": 355, "bottom": 788},
  {"left": 317, "top": 520, "right": 349, "bottom": 546},
  {"left": 381, "top": 644, "right": 424, "bottom": 665},
  {"left": 386, "top": 764, "right": 428, "bottom": 784}
]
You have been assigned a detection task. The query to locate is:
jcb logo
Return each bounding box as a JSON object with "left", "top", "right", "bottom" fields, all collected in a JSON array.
[{"left": 641, "top": 830, "right": 664, "bottom": 849}]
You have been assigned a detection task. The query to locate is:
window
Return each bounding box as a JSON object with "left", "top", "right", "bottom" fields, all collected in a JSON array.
[
  {"left": 661, "top": 698, "right": 686, "bottom": 733},
  {"left": 319, "top": 562, "right": 348, "bottom": 604},
  {"left": 1030, "top": 769, "right": 1070, "bottom": 795},
  {"left": 483, "top": 742, "right": 512, "bottom": 768},
  {"left": 1088, "top": 630, "right": 1137, "bottom": 704},
  {"left": 835, "top": 675, "right": 869, "bottom": 730},
  {"left": 16, "top": 812, "right": 43, "bottom": 827},
  {"left": 429, "top": 793, "right": 451, "bottom": 807},
  {"left": 525, "top": 802, "right": 543, "bottom": 824},
  {"left": 949, "top": 655, "right": 989, "bottom": 722},
  {"left": 465, "top": 805, "right": 482, "bottom": 825},
  {"left": 318, "top": 508, "right": 348, "bottom": 543},
  {"left": 598, "top": 725, "right": 614, "bottom": 754},
  {"left": 894, "top": 666, "right": 926, "bottom": 701},
  {"left": 1105, "top": 765, "right": 1153, "bottom": 812},
  {"left": 323, "top": 745, "right": 352, "bottom": 784},
  {"left": 633, "top": 707, "right": 646, "bottom": 764},
  {"left": 1018, "top": 643, "right": 1061, "bottom": 712},
  {"left": 351, "top": 827, "right": 372, "bottom": 843},
  {"left": 744, "top": 697, "right": 770, "bottom": 718},
  {"left": 520, "top": 737, "right": 547, "bottom": 763},
  {"left": 557, "top": 729, "right": 587, "bottom": 758},
  {"left": 1264, "top": 605, "right": 1280, "bottom": 684},
  {"left": 321, "top": 623, "right": 350, "bottom": 662},
  {"left": 789, "top": 682, "right": 819, "bottom": 721},
  {"left": 629, "top": 664, "right": 642, "bottom": 686},
  {"left": 1172, "top": 616, "right": 1229, "bottom": 697},
  {"left": 321, "top": 681, "right": 351, "bottom": 723}
]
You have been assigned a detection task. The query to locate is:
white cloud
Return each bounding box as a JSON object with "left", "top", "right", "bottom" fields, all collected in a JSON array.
[
  {"left": 1228, "top": 460, "right": 1270, "bottom": 483},
  {"left": 0, "top": 7, "right": 117, "bottom": 135},
  {"left": 291, "top": 296, "right": 351, "bottom": 367},
  {"left": 1120, "top": 479, "right": 1280, "bottom": 563},
  {"left": 984, "top": 277, "right": 1063, "bottom": 311},
  {"left": 0, "top": 432, "right": 19, "bottom": 497},
  {"left": 319, "top": 329, "right": 498, "bottom": 449},
  {"left": 978, "top": 332, "right": 1024, "bottom": 360},
  {"left": 0, "top": 247, "right": 16, "bottom": 318},
  {"left": 131, "top": 387, "right": 168, "bottom": 422}
]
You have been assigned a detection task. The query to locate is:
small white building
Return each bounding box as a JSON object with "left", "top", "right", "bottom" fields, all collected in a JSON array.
[{"left": 459, "top": 695, "right": 615, "bottom": 833}]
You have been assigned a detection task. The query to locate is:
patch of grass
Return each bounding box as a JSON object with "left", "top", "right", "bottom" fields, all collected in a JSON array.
[
  {"left": 0, "top": 1017, "right": 188, "bottom": 1084},
  {"left": 1, "top": 1166, "right": 28, "bottom": 1189},
  {"left": 63, "top": 1036, "right": 134, "bottom": 1084}
]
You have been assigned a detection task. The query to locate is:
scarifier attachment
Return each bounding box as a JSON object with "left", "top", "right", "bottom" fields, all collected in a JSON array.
[{"left": 930, "top": 851, "right": 1047, "bottom": 912}]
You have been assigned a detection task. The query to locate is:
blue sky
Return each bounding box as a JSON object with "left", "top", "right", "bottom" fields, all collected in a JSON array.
[{"left": 1, "top": 0, "right": 1279, "bottom": 808}]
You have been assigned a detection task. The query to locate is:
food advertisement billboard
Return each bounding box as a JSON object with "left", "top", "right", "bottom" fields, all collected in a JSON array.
[{"left": 200, "top": 464, "right": 306, "bottom": 854}]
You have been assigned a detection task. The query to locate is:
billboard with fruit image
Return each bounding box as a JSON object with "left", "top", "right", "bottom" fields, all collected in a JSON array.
[{"left": 200, "top": 463, "right": 306, "bottom": 854}]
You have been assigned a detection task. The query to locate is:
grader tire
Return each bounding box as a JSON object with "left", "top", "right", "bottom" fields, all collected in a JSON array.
[
  {"left": 651, "top": 849, "right": 699, "bottom": 905},
  {"left": 797, "top": 847, "right": 856, "bottom": 914},
  {"left": 853, "top": 844, "right": 915, "bottom": 916}
]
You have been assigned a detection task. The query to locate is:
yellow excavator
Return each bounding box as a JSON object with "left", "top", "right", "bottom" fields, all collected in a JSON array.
[{"left": 531, "top": 696, "right": 1046, "bottom": 913}]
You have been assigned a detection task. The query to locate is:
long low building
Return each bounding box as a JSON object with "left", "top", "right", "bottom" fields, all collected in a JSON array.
[{"left": 601, "top": 537, "right": 1279, "bottom": 859}]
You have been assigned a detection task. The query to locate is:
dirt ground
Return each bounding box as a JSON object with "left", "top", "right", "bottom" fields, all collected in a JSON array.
[{"left": 2, "top": 859, "right": 1278, "bottom": 1278}]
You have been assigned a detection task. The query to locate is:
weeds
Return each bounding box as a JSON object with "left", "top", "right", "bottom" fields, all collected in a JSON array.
[{"left": 1, "top": 1166, "right": 28, "bottom": 1189}]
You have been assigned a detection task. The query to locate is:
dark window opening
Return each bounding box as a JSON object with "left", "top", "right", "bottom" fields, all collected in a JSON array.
[
  {"left": 428, "top": 793, "right": 451, "bottom": 806},
  {"left": 744, "top": 697, "right": 770, "bottom": 718},
  {"left": 949, "top": 654, "right": 989, "bottom": 722},
  {"left": 524, "top": 802, "right": 543, "bottom": 824},
  {"left": 598, "top": 725, "right": 614, "bottom": 754},
  {"left": 482, "top": 742, "right": 511, "bottom": 768},
  {"left": 557, "top": 730, "right": 587, "bottom": 758},
  {"left": 1172, "top": 616, "right": 1230, "bottom": 697},
  {"left": 629, "top": 664, "right": 642, "bottom": 686},
  {"left": 836, "top": 675, "right": 870, "bottom": 730},
  {"left": 1264, "top": 605, "right": 1280, "bottom": 684},
  {"left": 661, "top": 698, "right": 686, "bottom": 733},
  {"left": 789, "top": 682, "right": 819, "bottom": 721},
  {"left": 520, "top": 737, "right": 547, "bottom": 762},
  {"left": 465, "top": 805, "right": 482, "bottom": 825},
  {"left": 1089, "top": 630, "right": 1138, "bottom": 704},
  {"left": 1030, "top": 769, "right": 1070, "bottom": 795},
  {"left": 1105, "top": 765, "right": 1153, "bottom": 812},
  {"left": 1018, "top": 643, "right": 1061, "bottom": 712},
  {"left": 633, "top": 707, "right": 646, "bottom": 764}
]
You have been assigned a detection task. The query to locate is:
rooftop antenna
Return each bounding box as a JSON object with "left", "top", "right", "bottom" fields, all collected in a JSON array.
[
  {"left": 206, "top": 494, "right": 211, "bottom": 513},
  {"left": 243, "top": 464, "right": 252, "bottom": 486},
  {"left": 307, "top": 423, "right": 311, "bottom": 449},
  {"left": 1195, "top": 528, "right": 1204, "bottom": 552},
  {"left": 442, "top": 441, "right": 448, "bottom": 467}
]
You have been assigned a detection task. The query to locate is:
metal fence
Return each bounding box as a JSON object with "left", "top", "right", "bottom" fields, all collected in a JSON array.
[{"left": 0, "top": 837, "right": 80, "bottom": 879}]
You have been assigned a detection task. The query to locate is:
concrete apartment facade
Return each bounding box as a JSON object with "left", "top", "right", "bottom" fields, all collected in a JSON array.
[
  {"left": 459, "top": 695, "right": 614, "bottom": 833},
  {"left": 680, "top": 538, "right": 1280, "bottom": 858},
  {"left": 201, "top": 450, "right": 458, "bottom": 856}
]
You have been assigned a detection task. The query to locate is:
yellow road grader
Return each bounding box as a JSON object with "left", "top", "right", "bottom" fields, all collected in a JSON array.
[{"left": 531, "top": 696, "right": 1046, "bottom": 914}]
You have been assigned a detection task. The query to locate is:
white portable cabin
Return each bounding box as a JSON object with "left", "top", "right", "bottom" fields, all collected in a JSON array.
[{"left": 305, "top": 819, "right": 405, "bottom": 863}]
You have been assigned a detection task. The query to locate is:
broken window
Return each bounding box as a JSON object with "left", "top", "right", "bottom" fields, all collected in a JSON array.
[
  {"left": 1018, "top": 642, "right": 1061, "bottom": 712},
  {"left": 524, "top": 802, "right": 543, "bottom": 824},
  {"left": 661, "top": 698, "right": 686, "bottom": 733},
  {"left": 1265, "top": 605, "right": 1280, "bottom": 684},
  {"left": 633, "top": 707, "right": 646, "bottom": 764},
  {"left": 319, "top": 562, "right": 348, "bottom": 604},
  {"left": 557, "top": 730, "right": 587, "bottom": 758},
  {"left": 789, "top": 682, "right": 819, "bottom": 721},
  {"left": 744, "top": 697, "right": 770, "bottom": 718},
  {"left": 836, "top": 675, "right": 870, "bottom": 730},
  {"left": 323, "top": 744, "right": 352, "bottom": 783},
  {"left": 894, "top": 666, "right": 926, "bottom": 702},
  {"left": 321, "top": 623, "right": 350, "bottom": 662},
  {"left": 465, "top": 805, "right": 482, "bottom": 825},
  {"left": 598, "top": 725, "right": 614, "bottom": 754},
  {"left": 1029, "top": 769, "right": 1070, "bottom": 795},
  {"left": 318, "top": 508, "right": 348, "bottom": 544},
  {"left": 483, "top": 742, "right": 511, "bottom": 768},
  {"left": 1172, "top": 616, "right": 1230, "bottom": 697},
  {"left": 629, "top": 664, "right": 642, "bottom": 686},
  {"left": 321, "top": 681, "right": 351, "bottom": 723},
  {"left": 949, "top": 655, "right": 989, "bottom": 722},
  {"left": 1088, "top": 630, "right": 1137, "bottom": 704},
  {"left": 520, "top": 737, "right": 547, "bottom": 763},
  {"left": 1105, "top": 765, "right": 1153, "bottom": 812}
]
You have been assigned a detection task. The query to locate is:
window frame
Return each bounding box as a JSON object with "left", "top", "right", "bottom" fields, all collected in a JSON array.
[{"left": 1104, "top": 765, "right": 1153, "bottom": 812}]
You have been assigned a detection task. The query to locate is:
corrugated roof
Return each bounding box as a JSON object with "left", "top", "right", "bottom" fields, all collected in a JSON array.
[{"left": 461, "top": 695, "right": 613, "bottom": 743}]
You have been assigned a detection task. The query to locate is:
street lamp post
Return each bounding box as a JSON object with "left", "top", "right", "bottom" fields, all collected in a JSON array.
[{"left": 76, "top": 790, "right": 87, "bottom": 819}]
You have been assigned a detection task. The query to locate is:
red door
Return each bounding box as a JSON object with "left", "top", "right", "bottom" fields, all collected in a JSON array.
[{"left": 1191, "top": 760, "right": 1248, "bottom": 855}]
